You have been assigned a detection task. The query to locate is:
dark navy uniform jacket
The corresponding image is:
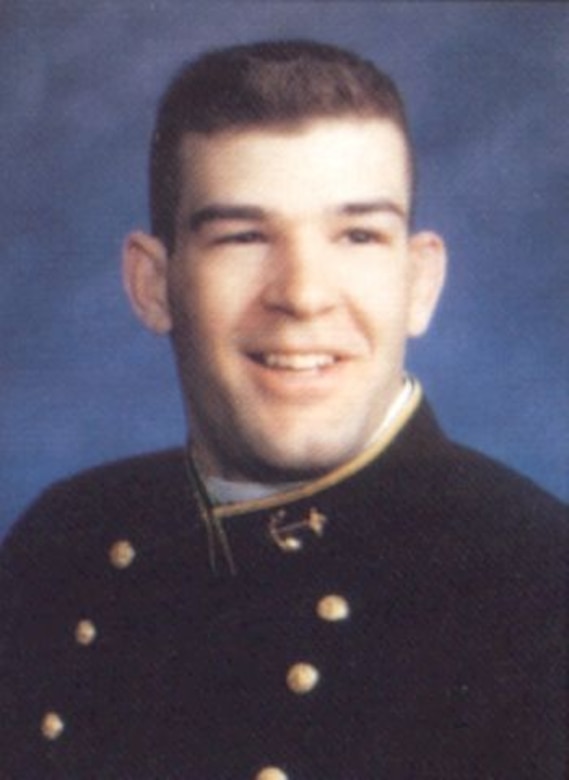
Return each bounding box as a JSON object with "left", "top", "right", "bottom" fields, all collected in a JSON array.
[{"left": 0, "top": 399, "right": 566, "bottom": 779}]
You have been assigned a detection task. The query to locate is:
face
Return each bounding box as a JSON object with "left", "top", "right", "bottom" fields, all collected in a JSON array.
[{"left": 124, "top": 118, "right": 445, "bottom": 481}]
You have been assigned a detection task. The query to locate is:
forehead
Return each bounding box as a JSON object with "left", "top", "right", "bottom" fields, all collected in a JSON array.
[{"left": 176, "top": 118, "right": 411, "bottom": 216}]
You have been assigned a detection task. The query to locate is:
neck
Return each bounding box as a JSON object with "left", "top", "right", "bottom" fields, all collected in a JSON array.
[{"left": 195, "top": 376, "right": 415, "bottom": 505}]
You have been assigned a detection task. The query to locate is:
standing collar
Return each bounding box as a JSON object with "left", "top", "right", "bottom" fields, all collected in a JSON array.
[{"left": 192, "top": 377, "right": 423, "bottom": 521}]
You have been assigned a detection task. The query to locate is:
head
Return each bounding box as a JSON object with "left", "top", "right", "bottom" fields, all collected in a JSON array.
[
  {"left": 124, "top": 41, "right": 446, "bottom": 482},
  {"left": 150, "top": 40, "right": 415, "bottom": 255}
]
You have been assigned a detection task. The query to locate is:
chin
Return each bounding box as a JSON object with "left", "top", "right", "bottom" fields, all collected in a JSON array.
[{"left": 241, "top": 436, "right": 362, "bottom": 483}]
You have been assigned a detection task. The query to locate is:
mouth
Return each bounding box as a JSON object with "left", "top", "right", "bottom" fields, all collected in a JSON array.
[{"left": 249, "top": 352, "right": 339, "bottom": 372}]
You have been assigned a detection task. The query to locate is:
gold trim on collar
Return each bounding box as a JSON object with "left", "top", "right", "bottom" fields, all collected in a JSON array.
[{"left": 210, "top": 380, "right": 423, "bottom": 521}]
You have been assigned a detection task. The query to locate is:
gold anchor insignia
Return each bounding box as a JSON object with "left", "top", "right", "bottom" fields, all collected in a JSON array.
[{"left": 269, "top": 507, "right": 328, "bottom": 552}]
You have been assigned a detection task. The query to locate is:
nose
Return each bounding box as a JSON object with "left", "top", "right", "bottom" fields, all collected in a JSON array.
[{"left": 261, "top": 236, "right": 338, "bottom": 319}]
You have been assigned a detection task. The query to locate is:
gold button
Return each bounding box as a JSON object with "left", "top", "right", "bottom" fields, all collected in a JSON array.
[
  {"left": 286, "top": 662, "right": 320, "bottom": 694},
  {"left": 316, "top": 594, "right": 350, "bottom": 622},
  {"left": 109, "top": 540, "right": 136, "bottom": 569},
  {"left": 75, "top": 619, "right": 97, "bottom": 646},
  {"left": 256, "top": 767, "right": 289, "bottom": 780},
  {"left": 278, "top": 536, "right": 303, "bottom": 552},
  {"left": 41, "top": 711, "right": 65, "bottom": 741}
]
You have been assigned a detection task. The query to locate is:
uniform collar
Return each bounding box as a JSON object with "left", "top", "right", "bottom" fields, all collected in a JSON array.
[{"left": 188, "top": 377, "right": 422, "bottom": 522}]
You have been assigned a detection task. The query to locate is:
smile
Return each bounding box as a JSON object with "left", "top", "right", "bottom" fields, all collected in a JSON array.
[{"left": 251, "top": 353, "right": 338, "bottom": 371}]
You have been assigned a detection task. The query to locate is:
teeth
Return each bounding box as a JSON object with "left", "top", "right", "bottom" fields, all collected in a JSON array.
[{"left": 263, "top": 353, "right": 336, "bottom": 370}]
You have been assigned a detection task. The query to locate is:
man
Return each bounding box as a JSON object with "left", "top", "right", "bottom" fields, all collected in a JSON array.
[{"left": 1, "top": 40, "right": 566, "bottom": 779}]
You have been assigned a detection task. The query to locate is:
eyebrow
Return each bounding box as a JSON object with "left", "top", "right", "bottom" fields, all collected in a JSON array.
[
  {"left": 338, "top": 199, "right": 408, "bottom": 221},
  {"left": 186, "top": 198, "right": 407, "bottom": 233},
  {"left": 187, "top": 205, "right": 266, "bottom": 232}
]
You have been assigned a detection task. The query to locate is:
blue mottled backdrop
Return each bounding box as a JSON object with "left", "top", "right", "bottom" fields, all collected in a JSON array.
[{"left": 2, "top": 1, "right": 568, "bottom": 536}]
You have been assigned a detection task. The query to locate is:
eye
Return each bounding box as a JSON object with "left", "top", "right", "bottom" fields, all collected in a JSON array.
[
  {"left": 215, "top": 230, "right": 267, "bottom": 246},
  {"left": 342, "top": 226, "right": 397, "bottom": 247},
  {"left": 344, "top": 229, "right": 380, "bottom": 245}
]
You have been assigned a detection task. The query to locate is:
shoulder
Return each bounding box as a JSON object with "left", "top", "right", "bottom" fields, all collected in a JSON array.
[
  {"left": 373, "top": 400, "right": 568, "bottom": 557},
  {"left": 433, "top": 437, "right": 566, "bottom": 526},
  {"left": 1, "top": 448, "right": 190, "bottom": 565},
  {"left": 434, "top": 441, "right": 567, "bottom": 561},
  {"left": 47, "top": 447, "right": 188, "bottom": 495},
  {"left": 391, "top": 399, "right": 565, "bottom": 509}
]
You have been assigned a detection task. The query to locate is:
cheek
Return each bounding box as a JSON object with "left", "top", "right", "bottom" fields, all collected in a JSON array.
[
  {"left": 189, "top": 256, "right": 262, "bottom": 310},
  {"left": 348, "top": 268, "right": 411, "bottom": 334},
  {"left": 169, "top": 271, "right": 254, "bottom": 362}
]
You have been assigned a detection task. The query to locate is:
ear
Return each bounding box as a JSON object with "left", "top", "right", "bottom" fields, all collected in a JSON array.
[
  {"left": 406, "top": 231, "right": 447, "bottom": 337},
  {"left": 122, "top": 231, "right": 172, "bottom": 334}
]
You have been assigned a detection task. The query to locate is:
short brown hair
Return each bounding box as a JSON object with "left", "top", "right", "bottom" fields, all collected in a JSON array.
[{"left": 150, "top": 40, "right": 413, "bottom": 252}]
